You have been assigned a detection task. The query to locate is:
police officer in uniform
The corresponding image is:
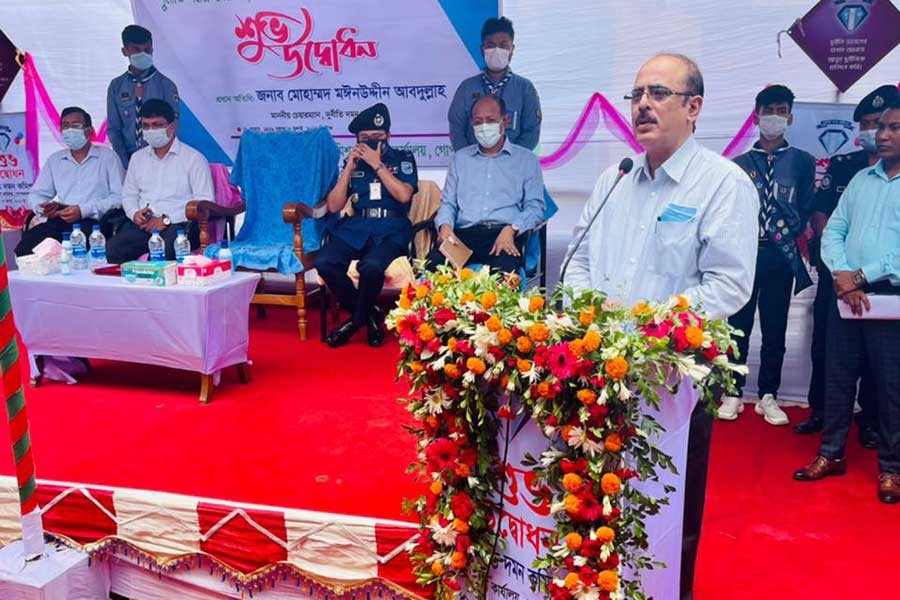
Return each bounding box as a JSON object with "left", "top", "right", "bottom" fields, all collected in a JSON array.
[
  {"left": 316, "top": 103, "right": 419, "bottom": 348},
  {"left": 797, "top": 84, "right": 900, "bottom": 443}
]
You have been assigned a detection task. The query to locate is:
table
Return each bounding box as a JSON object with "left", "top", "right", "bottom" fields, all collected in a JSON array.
[
  {"left": 0, "top": 541, "right": 110, "bottom": 600},
  {"left": 8, "top": 271, "right": 260, "bottom": 402}
]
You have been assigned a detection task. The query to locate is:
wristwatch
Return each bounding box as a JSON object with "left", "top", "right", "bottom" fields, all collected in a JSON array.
[
  {"left": 374, "top": 163, "right": 386, "bottom": 175},
  {"left": 162, "top": 215, "right": 172, "bottom": 227},
  {"left": 852, "top": 269, "right": 866, "bottom": 286}
]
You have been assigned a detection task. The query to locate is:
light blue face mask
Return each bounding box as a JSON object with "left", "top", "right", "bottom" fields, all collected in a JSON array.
[
  {"left": 129, "top": 52, "right": 153, "bottom": 71},
  {"left": 859, "top": 129, "right": 878, "bottom": 153},
  {"left": 62, "top": 128, "right": 87, "bottom": 150}
]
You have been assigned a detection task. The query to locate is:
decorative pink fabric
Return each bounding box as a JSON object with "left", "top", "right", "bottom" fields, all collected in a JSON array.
[{"left": 207, "top": 163, "right": 242, "bottom": 243}]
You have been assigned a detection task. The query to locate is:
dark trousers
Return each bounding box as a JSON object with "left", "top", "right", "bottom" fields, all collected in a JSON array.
[
  {"left": 728, "top": 244, "right": 794, "bottom": 398},
  {"left": 680, "top": 401, "right": 714, "bottom": 600},
  {"left": 819, "top": 303, "right": 900, "bottom": 473},
  {"left": 14, "top": 217, "right": 99, "bottom": 257},
  {"left": 425, "top": 224, "right": 524, "bottom": 274},
  {"left": 315, "top": 235, "right": 406, "bottom": 328},
  {"left": 105, "top": 221, "right": 199, "bottom": 264},
  {"left": 808, "top": 264, "right": 877, "bottom": 425}
]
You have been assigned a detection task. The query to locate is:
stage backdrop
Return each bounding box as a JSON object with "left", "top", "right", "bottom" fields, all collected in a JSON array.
[
  {"left": 0, "top": 112, "right": 33, "bottom": 229},
  {"left": 131, "top": 0, "right": 497, "bottom": 167}
]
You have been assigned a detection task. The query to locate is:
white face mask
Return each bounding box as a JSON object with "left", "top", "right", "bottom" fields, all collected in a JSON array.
[
  {"left": 474, "top": 123, "right": 503, "bottom": 148},
  {"left": 859, "top": 129, "right": 878, "bottom": 153},
  {"left": 144, "top": 127, "right": 171, "bottom": 149},
  {"left": 62, "top": 128, "right": 87, "bottom": 150},
  {"left": 758, "top": 115, "right": 789, "bottom": 140},
  {"left": 484, "top": 47, "right": 511, "bottom": 71},
  {"left": 129, "top": 52, "right": 153, "bottom": 71}
]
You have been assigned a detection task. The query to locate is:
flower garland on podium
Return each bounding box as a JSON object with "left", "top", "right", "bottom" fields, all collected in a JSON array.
[{"left": 388, "top": 267, "right": 744, "bottom": 600}]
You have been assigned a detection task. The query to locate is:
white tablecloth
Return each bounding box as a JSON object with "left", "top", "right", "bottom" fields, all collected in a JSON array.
[
  {"left": 0, "top": 541, "right": 109, "bottom": 600},
  {"left": 9, "top": 271, "right": 260, "bottom": 375}
]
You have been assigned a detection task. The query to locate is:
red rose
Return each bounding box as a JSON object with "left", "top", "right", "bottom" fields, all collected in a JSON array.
[
  {"left": 434, "top": 308, "right": 458, "bottom": 326},
  {"left": 445, "top": 579, "right": 461, "bottom": 591},
  {"left": 456, "top": 534, "right": 472, "bottom": 552},
  {"left": 580, "top": 538, "right": 604, "bottom": 557},
  {"left": 546, "top": 415, "right": 559, "bottom": 427},
  {"left": 579, "top": 566, "right": 598, "bottom": 585},
  {"left": 450, "top": 492, "right": 476, "bottom": 520},
  {"left": 672, "top": 327, "right": 690, "bottom": 352},
  {"left": 702, "top": 341, "right": 720, "bottom": 361},
  {"left": 426, "top": 338, "right": 442, "bottom": 354},
  {"left": 587, "top": 403, "right": 610, "bottom": 427},
  {"left": 533, "top": 345, "right": 550, "bottom": 367},
  {"left": 472, "top": 311, "right": 490, "bottom": 325},
  {"left": 425, "top": 438, "right": 459, "bottom": 473},
  {"left": 643, "top": 318, "right": 673, "bottom": 339}
]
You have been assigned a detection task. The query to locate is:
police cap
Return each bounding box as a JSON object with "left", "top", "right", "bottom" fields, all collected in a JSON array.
[
  {"left": 854, "top": 85, "right": 900, "bottom": 122},
  {"left": 348, "top": 103, "right": 391, "bottom": 134}
]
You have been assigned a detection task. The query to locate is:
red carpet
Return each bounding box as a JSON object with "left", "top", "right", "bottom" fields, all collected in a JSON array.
[{"left": 1, "top": 307, "right": 897, "bottom": 599}]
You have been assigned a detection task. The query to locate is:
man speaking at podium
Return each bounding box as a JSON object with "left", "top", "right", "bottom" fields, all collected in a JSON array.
[{"left": 562, "top": 54, "right": 758, "bottom": 600}]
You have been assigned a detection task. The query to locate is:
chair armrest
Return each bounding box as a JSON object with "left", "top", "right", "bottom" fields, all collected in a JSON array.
[
  {"left": 186, "top": 200, "right": 246, "bottom": 222},
  {"left": 283, "top": 198, "right": 329, "bottom": 224}
]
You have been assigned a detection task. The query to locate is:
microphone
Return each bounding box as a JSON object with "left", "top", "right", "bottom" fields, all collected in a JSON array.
[{"left": 556, "top": 157, "right": 634, "bottom": 305}]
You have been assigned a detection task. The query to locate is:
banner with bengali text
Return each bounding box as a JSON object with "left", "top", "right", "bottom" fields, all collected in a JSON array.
[
  {"left": 0, "top": 112, "right": 34, "bottom": 229},
  {"left": 133, "top": 0, "right": 497, "bottom": 167}
]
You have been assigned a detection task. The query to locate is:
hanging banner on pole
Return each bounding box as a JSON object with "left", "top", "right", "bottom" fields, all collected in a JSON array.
[
  {"left": 0, "top": 112, "right": 34, "bottom": 230},
  {"left": 132, "top": 0, "right": 498, "bottom": 166}
]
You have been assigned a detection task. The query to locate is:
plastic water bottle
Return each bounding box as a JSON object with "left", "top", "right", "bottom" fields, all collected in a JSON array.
[
  {"left": 60, "top": 233, "right": 72, "bottom": 275},
  {"left": 148, "top": 229, "right": 165, "bottom": 261},
  {"left": 174, "top": 229, "right": 190, "bottom": 264},
  {"left": 217, "top": 239, "right": 233, "bottom": 263},
  {"left": 69, "top": 224, "right": 88, "bottom": 271},
  {"left": 89, "top": 225, "right": 106, "bottom": 267}
]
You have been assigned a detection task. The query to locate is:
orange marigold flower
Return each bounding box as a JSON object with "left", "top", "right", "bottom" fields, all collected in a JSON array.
[
  {"left": 459, "top": 268, "right": 475, "bottom": 281},
  {"left": 579, "top": 307, "right": 596, "bottom": 325},
  {"left": 528, "top": 295, "right": 545, "bottom": 313},
  {"left": 431, "top": 561, "right": 445, "bottom": 576},
  {"left": 437, "top": 274, "right": 452, "bottom": 284},
  {"left": 560, "top": 424, "right": 575, "bottom": 442},
  {"left": 675, "top": 294, "right": 690, "bottom": 310},
  {"left": 447, "top": 337, "right": 458, "bottom": 352},
  {"left": 460, "top": 292, "right": 476, "bottom": 303},
  {"left": 431, "top": 292, "right": 446, "bottom": 306},
  {"left": 564, "top": 493, "right": 582, "bottom": 515},
  {"left": 601, "top": 473, "right": 622, "bottom": 495},
  {"left": 497, "top": 328, "right": 513, "bottom": 345},
  {"left": 596, "top": 526, "right": 616, "bottom": 544},
  {"left": 565, "top": 532, "right": 583, "bottom": 551},
  {"left": 517, "top": 359, "right": 532, "bottom": 373},
  {"left": 450, "top": 551, "right": 467, "bottom": 569},
  {"left": 516, "top": 336, "right": 533, "bottom": 353},
  {"left": 598, "top": 570, "right": 619, "bottom": 592},
  {"left": 537, "top": 381, "right": 555, "bottom": 399},
  {"left": 500, "top": 374, "right": 510, "bottom": 389},
  {"left": 577, "top": 389, "right": 597, "bottom": 406},
  {"left": 604, "top": 433, "right": 623, "bottom": 452},
  {"left": 425, "top": 415, "right": 439, "bottom": 429},
  {"left": 455, "top": 463, "right": 471, "bottom": 478},
  {"left": 583, "top": 330, "right": 602, "bottom": 352},
  {"left": 453, "top": 518, "right": 470, "bottom": 533},
  {"left": 604, "top": 357, "right": 629, "bottom": 380},
  {"left": 562, "top": 473, "right": 585, "bottom": 493},
  {"left": 481, "top": 291, "right": 498, "bottom": 309},
  {"left": 410, "top": 361, "right": 425, "bottom": 374},
  {"left": 443, "top": 364, "right": 461, "bottom": 379},
  {"left": 685, "top": 325, "right": 704, "bottom": 349},
  {"left": 631, "top": 301, "right": 653, "bottom": 316},
  {"left": 429, "top": 480, "right": 443, "bottom": 495},
  {"left": 564, "top": 572, "right": 581, "bottom": 591},
  {"left": 418, "top": 323, "right": 436, "bottom": 342},
  {"left": 569, "top": 339, "right": 587, "bottom": 358},
  {"left": 466, "top": 357, "right": 486, "bottom": 375},
  {"left": 415, "top": 285, "right": 429, "bottom": 300},
  {"left": 529, "top": 323, "right": 550, "bottom": 343},
  {"left": 486, "top": 316, "right": 502, "bottom": 332},
  {"left": 398, "top": 295, "right": 412, "bottom": 309}
]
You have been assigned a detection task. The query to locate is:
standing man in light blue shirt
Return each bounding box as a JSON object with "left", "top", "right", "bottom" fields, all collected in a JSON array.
[
  {"left": 563, "top": 54, "right": 758, "bottom": 600},
  {"left": 447, "top": 17, "right": 541, "bottom": 152},
  {"left": 430, "top": 95, "right": 544, "bottom": 274},
  {"left": 15, "top": 107, "right": 124, "bottom": 257},
  {"left": 794, "top": 96, "right": 900, "bottom": 504},
  {"left": 107, "top": 25, "right": 179, "bottom": 168}
]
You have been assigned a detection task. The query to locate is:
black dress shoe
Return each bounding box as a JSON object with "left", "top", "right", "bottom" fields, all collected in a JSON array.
[
  {"left": 367, "top": 309, "right": 386, "bottom": 347},
  {"left": 326, "top": 319, "right": 359, "bottom": 348},
  {"left": 793, "top": 414, "right": 824, "bottom": 435},
  {"left": 858, "top": 424, "right": 878, "bottom": 449}
]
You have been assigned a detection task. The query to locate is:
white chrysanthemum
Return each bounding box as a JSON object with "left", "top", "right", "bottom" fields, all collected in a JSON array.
[
  {"left": 430, "top": 520, "right": 458, "bottom": 546},
  {"left": 471, "top": 327, "right": 499, "bottom": 357},
  {"left": 677, "top": 356, "right": 711, "bottom": 381},
  {"left": 566, "top": 426, "right": 586, "bottom": 449},
  {"left": 549, "top": 500, "right": 567, "bottom": 515},
  {"left": 573, "top": 554, "right": 588, "bottom": 567},
  {"left": 617, "top": 385, "right": 632, "bottom": 401},
  {"left": 582, "top": 436, "right": 604, "bottom": 457},
  {"left": 574, "top": 585, "right": 600, "bottom": 600},
  {"left": 602, "top": 495, "right": 613, "bottom": 516},
  {"left": 546, "top": 313, "right": 575, "bottom": 333}
]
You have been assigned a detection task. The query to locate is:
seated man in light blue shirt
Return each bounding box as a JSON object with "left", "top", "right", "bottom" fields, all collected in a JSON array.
[
  {"left": 430, "top": 95, "right": 544, "bottom": 274},
  {"left": 794, "top": 96, "right": 900, "bottom": 504},
  {"left": 15, "top": 107, "right": 124, "bottom": 257}
]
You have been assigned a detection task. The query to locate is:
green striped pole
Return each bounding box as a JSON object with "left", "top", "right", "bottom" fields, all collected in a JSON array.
[{"left": 0, "top": 229, "right": 43, "bottom": 554}]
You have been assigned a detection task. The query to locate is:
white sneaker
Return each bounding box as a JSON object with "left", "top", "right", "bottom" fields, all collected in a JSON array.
[
  {"left": 717, "top": 396, "right": 744, "bottom": 420},
  {"left": 755, "top": 394, "right": 789, "bottom": 426}
]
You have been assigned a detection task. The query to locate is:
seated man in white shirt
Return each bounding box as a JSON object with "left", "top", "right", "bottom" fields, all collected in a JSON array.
[
  {"left": 15, "top": 107, "right": 124, "bottom": 257},
  {"left": 106, "top": 99, "right": 213, "bottom": 263}
]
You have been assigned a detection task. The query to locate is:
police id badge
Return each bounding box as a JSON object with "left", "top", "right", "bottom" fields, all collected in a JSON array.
[
  {"left": 401, "top": 161, "right": 414, "bottom": 175},
  {"left": 369, "top": 182, "right": 382, "bottom": 200}
]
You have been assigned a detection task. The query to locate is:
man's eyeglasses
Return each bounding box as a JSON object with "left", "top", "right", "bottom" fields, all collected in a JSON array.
[
  {"left": 625, "top": 85, "right": 695, "bottom": 104},
  {"left": 141, "top": 122, "right": 169, "bottom": 131},
  {"left": 60, "top": 123, "right": 86, "bottom": 130}
]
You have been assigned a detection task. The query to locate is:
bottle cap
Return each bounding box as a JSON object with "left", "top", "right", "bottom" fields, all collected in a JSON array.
[
  {"left": 220, "top": 239, "right": 229, "bottom": 249},
  {"left": 72, "top": 224, "right": 81, "bottom": 230},
  {"left": 151, "top": 229, "right": 160, "bottom": 235},
  {"left": 177, "top": 229, "right": 185, "bottom": 236},
  {"left": 92, "top": 225, "right": 100, "bottom": 231},
  {"left": 62, "top": 232, "right": 71, "bottom": 240}
]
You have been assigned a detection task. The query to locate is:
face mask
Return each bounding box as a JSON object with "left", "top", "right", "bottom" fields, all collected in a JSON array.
[
  {"left": 859, "top": 129, "right": 878, "bottom": 153},
  {"left": 144, "top": 127, "right": 171, "bottom": 149},
  {"left": 474, "top": 123, "right": 503, "bottom": 148},
  {"left": 758, "top": 115, "right": 789, "bottom": 140},
  {"left": 129, "top": 52, "right": 153, "bottom": 71},
  {"left": 62, "top": 128, "right": 87, "bottom": 150},
  {"left": 484, "top": 47, "right": 511, "bottom": 71},
  {"left": 361, "top": 139, "right": 386, "bottom": 152}
]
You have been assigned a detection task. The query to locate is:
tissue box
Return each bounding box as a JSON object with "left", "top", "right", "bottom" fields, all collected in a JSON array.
[
  {"left": 121, "top": 261, "right": 178, "bottom": 287},
  {"left": 177, "top": 259, "right": 232, "bottom": 287},
  {"left": 16, "top": 253, "right": 59, "bottom": 275}
]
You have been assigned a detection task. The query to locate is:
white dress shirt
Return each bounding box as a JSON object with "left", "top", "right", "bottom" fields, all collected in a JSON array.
[
  {"left": 27, "top": 144, "right": 124, "bottom": 220},
  {"left": 564, "top": 136, "right": 759, "bottom": 319},
  {"left": 121, "top": 137, "right": 213, "bottom": 222}
]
